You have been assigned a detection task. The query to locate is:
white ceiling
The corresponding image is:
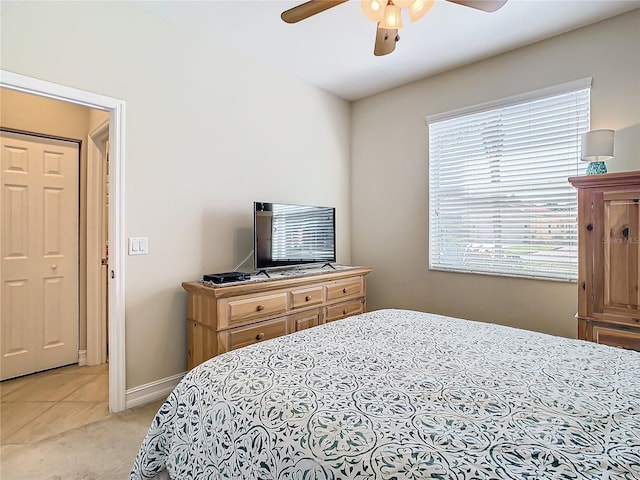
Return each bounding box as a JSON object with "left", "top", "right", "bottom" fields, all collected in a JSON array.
[{"left": 133, "top": 0, "right": 640, "bottom": 101}]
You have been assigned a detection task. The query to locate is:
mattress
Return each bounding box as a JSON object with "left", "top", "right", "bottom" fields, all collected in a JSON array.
[{"left": 130, "top": 309, "right": 640, "bottom": 479}]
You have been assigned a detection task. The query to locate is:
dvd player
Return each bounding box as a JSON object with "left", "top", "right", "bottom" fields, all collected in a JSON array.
[{"left": 203, "top": 271, "right": 251, "bottom": 284}]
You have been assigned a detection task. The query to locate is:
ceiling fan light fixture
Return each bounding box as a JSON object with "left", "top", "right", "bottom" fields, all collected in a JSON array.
[
  {"left": 281, "top": 0, "right": 508, "bottom": 57},
  {"left": 361, "top": 0, "right": 386, "bottom": 22},
  {"left": 380, "top": 3, "right": 403, "bottom": 29},
  {"left": 408, "top": 0, "right": 434, "bottom": 22}
]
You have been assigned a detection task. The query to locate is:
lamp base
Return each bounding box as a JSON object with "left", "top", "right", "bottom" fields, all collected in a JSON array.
[{"left": 586, "top": 161, "right": 607, "bottom": 175}]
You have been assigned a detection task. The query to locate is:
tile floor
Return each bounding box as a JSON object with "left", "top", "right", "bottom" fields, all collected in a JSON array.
[{"left": 1, "top": 363, "right": 109, "bottom": 447}]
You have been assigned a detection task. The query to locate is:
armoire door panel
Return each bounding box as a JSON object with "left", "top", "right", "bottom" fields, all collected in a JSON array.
[{"left": 602, "top": 193, "right": 640, "bottom": 313}]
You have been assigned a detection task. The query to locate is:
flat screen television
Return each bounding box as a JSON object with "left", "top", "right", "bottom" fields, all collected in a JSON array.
[{"left": 253, "top": 202, "right": 336, "bottom": 272}]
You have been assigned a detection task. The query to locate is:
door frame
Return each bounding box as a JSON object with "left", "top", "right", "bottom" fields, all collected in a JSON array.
[{"left": 0, "top": 70, "right": 127, "bottom": 412}]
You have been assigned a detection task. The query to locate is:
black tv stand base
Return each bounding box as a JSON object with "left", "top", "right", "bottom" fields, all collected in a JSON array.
[{"left": 257, "top": 264, "right": 335, "bottom": 278}]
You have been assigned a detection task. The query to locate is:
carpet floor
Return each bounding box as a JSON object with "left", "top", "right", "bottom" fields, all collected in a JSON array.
[{"left": 1, "top": 399, "right": 164, "bottom": 480}]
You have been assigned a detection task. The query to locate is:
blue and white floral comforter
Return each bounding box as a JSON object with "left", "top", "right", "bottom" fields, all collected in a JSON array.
[{"left": 130, "top": 309, "right": 640, "bottom": 479}]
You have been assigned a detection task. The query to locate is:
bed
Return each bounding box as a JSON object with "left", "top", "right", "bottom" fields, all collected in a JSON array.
[{"left": 130, "top": 309, "right": 640, "bottom": 479}]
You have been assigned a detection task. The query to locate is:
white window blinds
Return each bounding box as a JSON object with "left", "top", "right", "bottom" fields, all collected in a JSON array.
[{"left": 428, "top": 81, "right": 590, "bottom": 281}]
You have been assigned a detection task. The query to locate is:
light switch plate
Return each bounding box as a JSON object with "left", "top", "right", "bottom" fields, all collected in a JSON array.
[{"left": 128, "top": 237, "right": 149, "bottom": 255}]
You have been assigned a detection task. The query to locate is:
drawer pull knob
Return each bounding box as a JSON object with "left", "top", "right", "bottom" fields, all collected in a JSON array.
[
  {"left": 256, "top": 332, "right": 265, "bottom": 340},
  {"left": 256, "top": 304, "right": 265, "bottom": 312},
  {"left": 342, "top": 288, "right": 347, "bottom": 294},
  {"left": 343, "top": 309, "right": 347, "bottom": 315},
  {"left": 586, "top": 223, "right": 593, "bottom": 231},
  {"left": 305, "top": 295, "right": 311, "bottom": 301}
]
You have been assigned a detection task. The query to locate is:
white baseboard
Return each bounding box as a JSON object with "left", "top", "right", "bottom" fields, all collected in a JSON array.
[
  {"left": 125, "top": 372, "right": 185, "bottom": 409},
  {"left": 78, "top": 350, "right": 87, "bottom": 366}
]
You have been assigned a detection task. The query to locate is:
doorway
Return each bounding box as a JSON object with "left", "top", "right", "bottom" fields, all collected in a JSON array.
[
  {"left": 1, "top": 96, "right": 108, "bottom": 377},
  {"left": 0, "top": 70, "right": 126, "bottom": 413}
]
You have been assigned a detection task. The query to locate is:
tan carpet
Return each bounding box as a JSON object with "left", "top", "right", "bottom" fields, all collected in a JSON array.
[{"left": 0, "top": 399, "right": 163, "bottom": 480}]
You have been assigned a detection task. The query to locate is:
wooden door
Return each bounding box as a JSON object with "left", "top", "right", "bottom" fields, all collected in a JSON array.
[
  {"left": 593, "top": 190, "right": 640, "bottom": 318},
  {"left": 1, "top": 131, "right": 80, "bottom": 380}
]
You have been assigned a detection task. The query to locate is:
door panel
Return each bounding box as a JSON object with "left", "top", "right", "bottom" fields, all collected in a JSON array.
[
  {"left": 2, "top": 279, "right": 34, "bottom": 373},
  {"left": 593, "top": 190, "right": 640, "bottom": 317},
  {"left": 1, "top": 131, "right": 79, "bottom": 380}
]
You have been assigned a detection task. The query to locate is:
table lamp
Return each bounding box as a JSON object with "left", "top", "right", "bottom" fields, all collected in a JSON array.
[{"left": 581, "top": 129, "right": 614, "bottom": 175}]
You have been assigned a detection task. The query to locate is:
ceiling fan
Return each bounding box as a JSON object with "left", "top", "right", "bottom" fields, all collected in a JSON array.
[{"left": 281, "top": 0, "right": 508, "bottom": 56}]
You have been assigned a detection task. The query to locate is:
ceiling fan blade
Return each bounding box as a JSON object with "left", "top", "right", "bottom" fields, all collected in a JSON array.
[
  {"left": 281, "top": 0, "right": 349, "bottom": 23},
  {"left": 374, "top": 25, "right": 398, "bottom": 57},
  {"left": 445, "top": 0, "right": 508, "bottom": 12}
]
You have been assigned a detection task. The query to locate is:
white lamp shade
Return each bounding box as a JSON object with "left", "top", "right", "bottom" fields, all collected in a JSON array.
[
  {"left": 361, "top": 0, "right": 434, "bottom": 25},
  {"left": 361, "top": 0, "right": 386, "bottom": 22},
  {"left": 380, "top": 3, "right": 404, "bottom": 29},
  {"left": 581, "top": 129, "right": 614, "bottom": 162},
  {"left": 408, "top": 0, "right": 434, "bottom": 22}
]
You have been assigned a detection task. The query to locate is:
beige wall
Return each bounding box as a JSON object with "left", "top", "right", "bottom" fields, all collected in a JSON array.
[
  {"left": 1, "top": 1, "right": 352, "bottom": 389},
  {"left": 351, "top": 10, "right": 640, "bottom": 339},
  {"left": 0, "top": 88, "right": 110, "bottom": 352}
]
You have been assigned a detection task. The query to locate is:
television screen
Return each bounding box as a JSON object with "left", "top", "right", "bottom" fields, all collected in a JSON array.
[{"left": 254, "top": 202, "right": 336, "bottom": 271}]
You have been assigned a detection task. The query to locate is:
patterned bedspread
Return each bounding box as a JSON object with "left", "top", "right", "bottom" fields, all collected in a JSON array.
[{"left": 130, "top": 309, "right": 640, "bottom": 479}]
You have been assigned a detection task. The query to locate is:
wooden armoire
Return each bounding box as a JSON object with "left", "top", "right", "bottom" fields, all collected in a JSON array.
[{"left": 569, "top": 171, "right": 640, "bottom": 351}]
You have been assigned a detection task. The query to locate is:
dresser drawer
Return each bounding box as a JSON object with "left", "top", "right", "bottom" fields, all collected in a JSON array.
[
  {"left": 227, "top": 317, "right": 289, "bottom": 351},
  {"left": 226, "top": 292, "right": 287, "bottom": 324},
  {"left": 290, "top": 308, "right": 321, "bottom": 332},
  {"left": 326, "top": 278, "right": 362, "bottom": 302},
  {"left": 325, "top": 299, "right": 364, "bottom": 323},
  {"left": 290, "top": 286, "right": 324, "bottom": 309},
  {"left": 592, "top": 325, "right": 640, "bottom": 351}
]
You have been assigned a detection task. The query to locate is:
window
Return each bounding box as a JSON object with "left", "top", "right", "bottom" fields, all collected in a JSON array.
[{"left": 427, "top": 79, "right": 591, "bottom": 281}]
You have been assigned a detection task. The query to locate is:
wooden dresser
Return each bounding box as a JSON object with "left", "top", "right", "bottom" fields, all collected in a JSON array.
[
  {"left": 182, "top": 266, "right": 372, "bottom": 369},
  {"left": 569, "top": 171, "right": 640, "bottom": 351}
]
